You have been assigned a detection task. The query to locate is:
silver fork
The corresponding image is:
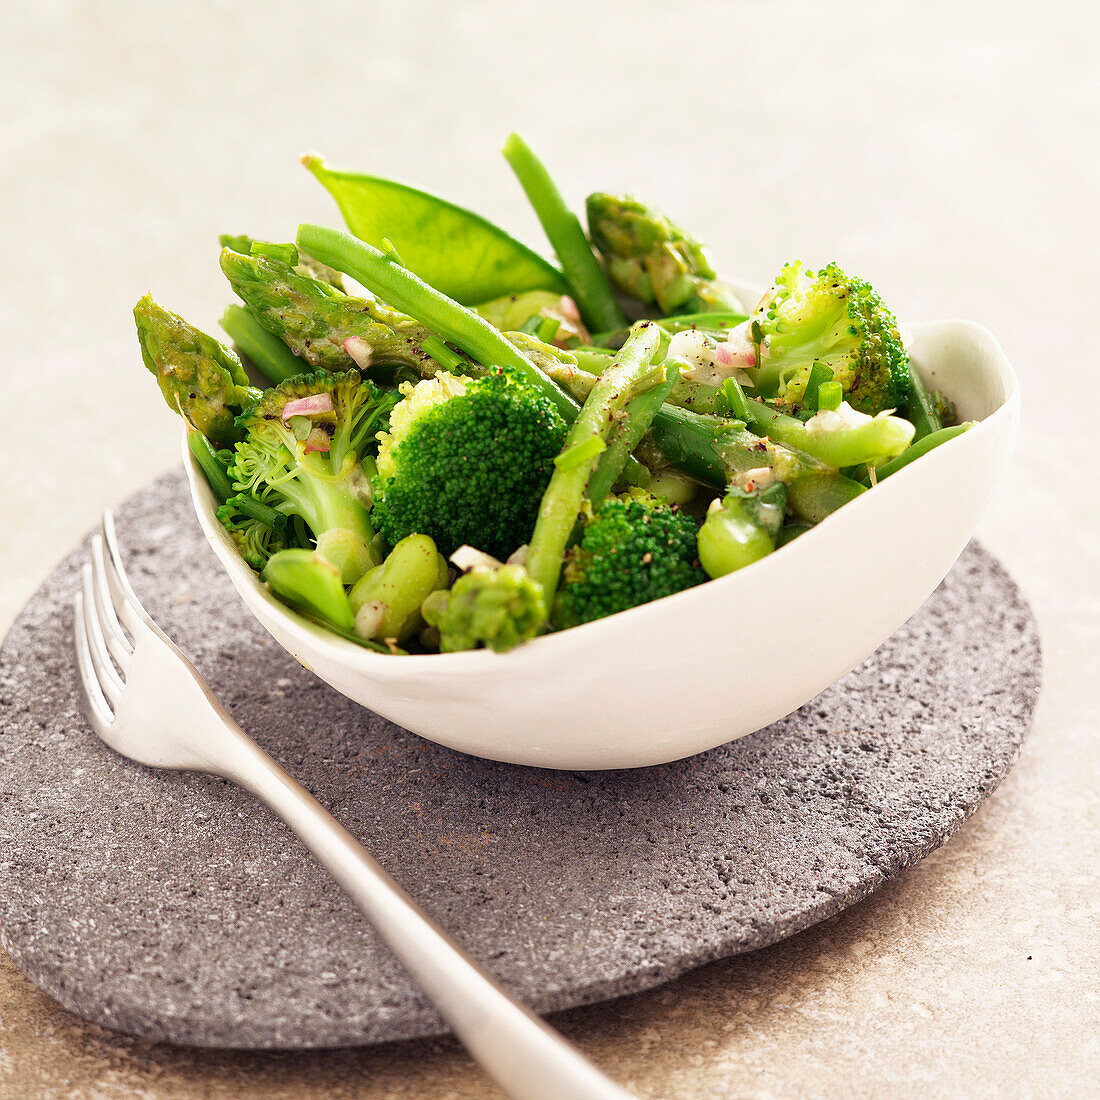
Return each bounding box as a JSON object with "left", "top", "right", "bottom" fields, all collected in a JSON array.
[{"left": 73, "top": 509, "right": 634, "bottom": 1100}]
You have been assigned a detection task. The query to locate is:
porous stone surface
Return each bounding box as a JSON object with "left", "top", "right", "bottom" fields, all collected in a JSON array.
[{"left": 0, "top": 472, "right": 1040, "bottom": 1050}]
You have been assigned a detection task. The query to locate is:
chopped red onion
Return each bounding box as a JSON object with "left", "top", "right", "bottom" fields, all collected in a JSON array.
[
  {"left": 282, "top": 393, "right": 335, "bottom": 420},
  {"left": 343, "top": 336, "right": 374, "bottom": 369},
  {"left": 303, "top": 428, "right": 331, "bottom": 454}
]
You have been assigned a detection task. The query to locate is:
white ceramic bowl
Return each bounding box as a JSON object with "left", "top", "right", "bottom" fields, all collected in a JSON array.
[{"left": 184, "top": 292, "right": 1018, "bottom": 770}]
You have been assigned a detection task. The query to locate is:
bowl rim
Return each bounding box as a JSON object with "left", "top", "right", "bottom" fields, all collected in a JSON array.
[{"left": 185, "top": 315, "right": 1020, "bottom": 675}]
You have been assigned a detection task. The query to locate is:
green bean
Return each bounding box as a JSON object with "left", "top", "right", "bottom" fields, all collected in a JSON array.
[
  {"left": 861, "top": 423, "right": 972, "bottom": 484},
  {"left": 785, "top": 471, "right": 867, "bottom": 524},
  {"left": 527, "top": 322, "right": 662, "bottom": 598},
  {"left": 906, "top": 365, "right": 944, "bottom": 442},
  {"left": 220, "top": 304, "right": 306, "bottom": 384},
  {"left": 587, "top": 360, "right": 678, "bottom": 509},
  {"left": 228, "top": 493, "right": 286, "bottom": 531},
  {"left": 502, "top": 133, "right": 626, "bottom": 333},
  {"left": 187, "top": 431, "right": 234, "bottom": 501}
]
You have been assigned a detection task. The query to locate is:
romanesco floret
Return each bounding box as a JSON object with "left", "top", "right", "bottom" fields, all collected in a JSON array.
[
  {"left": 422, "top": 565, "right": 547, "bottom": 653},
  {"left": 747, "top": 261, "right": 911, "bottom": 415},
  {"left": 371, "top": 368, "right": 567, "bottom": 560},
  {"left": 554, "top": 494, "right": 707, "bottom": 627}
]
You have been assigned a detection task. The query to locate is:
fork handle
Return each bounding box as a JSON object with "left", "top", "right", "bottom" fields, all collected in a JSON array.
[{"left": 213, "top": 730, "right": 634, "bottom": 1100}]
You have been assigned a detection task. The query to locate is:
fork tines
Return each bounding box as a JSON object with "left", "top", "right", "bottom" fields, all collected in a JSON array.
[{"left": 72, "top": 510, "right": 148, "bottom": 730}]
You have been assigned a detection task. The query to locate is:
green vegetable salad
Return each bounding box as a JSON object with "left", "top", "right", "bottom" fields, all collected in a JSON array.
[{"left": 136, "top": 134, "right": 969, "bottom": 654}]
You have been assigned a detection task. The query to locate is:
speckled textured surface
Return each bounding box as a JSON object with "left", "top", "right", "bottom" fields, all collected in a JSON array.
[{"left": 0, "top": 471, "right": 1040, "bottom": 1051}]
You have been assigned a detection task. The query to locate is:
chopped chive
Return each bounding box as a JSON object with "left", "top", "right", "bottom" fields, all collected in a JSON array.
[
  {"left": 817, "top": 381, "right": 843, "bottom": 411},
  {"left": 720, "top": 377, "right": 755, "bottom": 423},
  {"left": 380, "top": 238, "right": 405, "bottom": 266},
  {"left": 228, "top": 493, "right": 287, "bottom": 531},
  {"left": 802, "top": 363, "right": 834, "bottom": 409},
  {"left": 519, "top": 314, "right": 544, "bottom": 335},
  {"left": 421, "top": 335, "right": 466, "bottom": 372},
  {"left": 553, "top": 435, "right": 607, "bottom": 471},
  {"left": 535, "top": 315, "right": 561, "bottom": 343},
  {"left": 249, "top": 241, "right": 299, "bottom": 265}
]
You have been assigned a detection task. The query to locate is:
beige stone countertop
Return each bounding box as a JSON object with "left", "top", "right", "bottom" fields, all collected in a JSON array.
[{"left": 1, "top": 1, "right": 1096, "bottom": 1096}]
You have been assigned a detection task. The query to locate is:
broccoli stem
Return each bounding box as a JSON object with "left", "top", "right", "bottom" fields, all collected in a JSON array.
[
  {"left": 586, "top": 360, "right": 678, "bottom": 509},
  {"left": 220, "top": 304, "right": 306, "bottom": 384},
  {"left": 257, "top": 450, "right": 380, "bottom": 583},
  {"left": 188, "top": 431, "right": 235, "bottom": 501},
  {"left": 501, "top": 134, "right": 626, "bottom": 333},
  {"left": 527, "top": 322, "right": 662, "bottom": 599},
  {"left": 296, "top": 224, "right": 578, "bottom": 421},
  {"left": 859, "top": 423, "right": 972, "bottom": 484}
]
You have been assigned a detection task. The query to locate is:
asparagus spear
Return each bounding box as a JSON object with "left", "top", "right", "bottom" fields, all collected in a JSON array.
[
  {"left": 220, "top": 234, "right": 347, "bottom": 291},
  {"left": 220, "top": 247, "right": 436, "bottom": 375},
  {"left": 586, "top": 193, "right": 744, "bottom": 315},
  {"left": 134, "top": 295, "right": 256, "bottom": 446}
]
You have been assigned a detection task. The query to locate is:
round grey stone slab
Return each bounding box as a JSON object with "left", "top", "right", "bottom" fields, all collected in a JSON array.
[{"left": 0, "top": 471, "right": 1040, "bottom": 1049}]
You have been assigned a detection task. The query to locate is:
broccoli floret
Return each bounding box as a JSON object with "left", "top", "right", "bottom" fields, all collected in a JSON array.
[
  {"left": 554, "top": 495, "right": 706, "bottom": 627},
  {"left": 422, "top": 565, "right": 547, "bottom": 653},
  {"left": 229, "top": 370, "right": 396, "bottom": 583},
  {"left": 747, "top": 261, "right": 910, "bottom": 415},
  {"left": 371, "top": 368, "right": 567, "bottom": 560},
  {"left": 216, "top": 494, "right": 287, "bottom": 570}
]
